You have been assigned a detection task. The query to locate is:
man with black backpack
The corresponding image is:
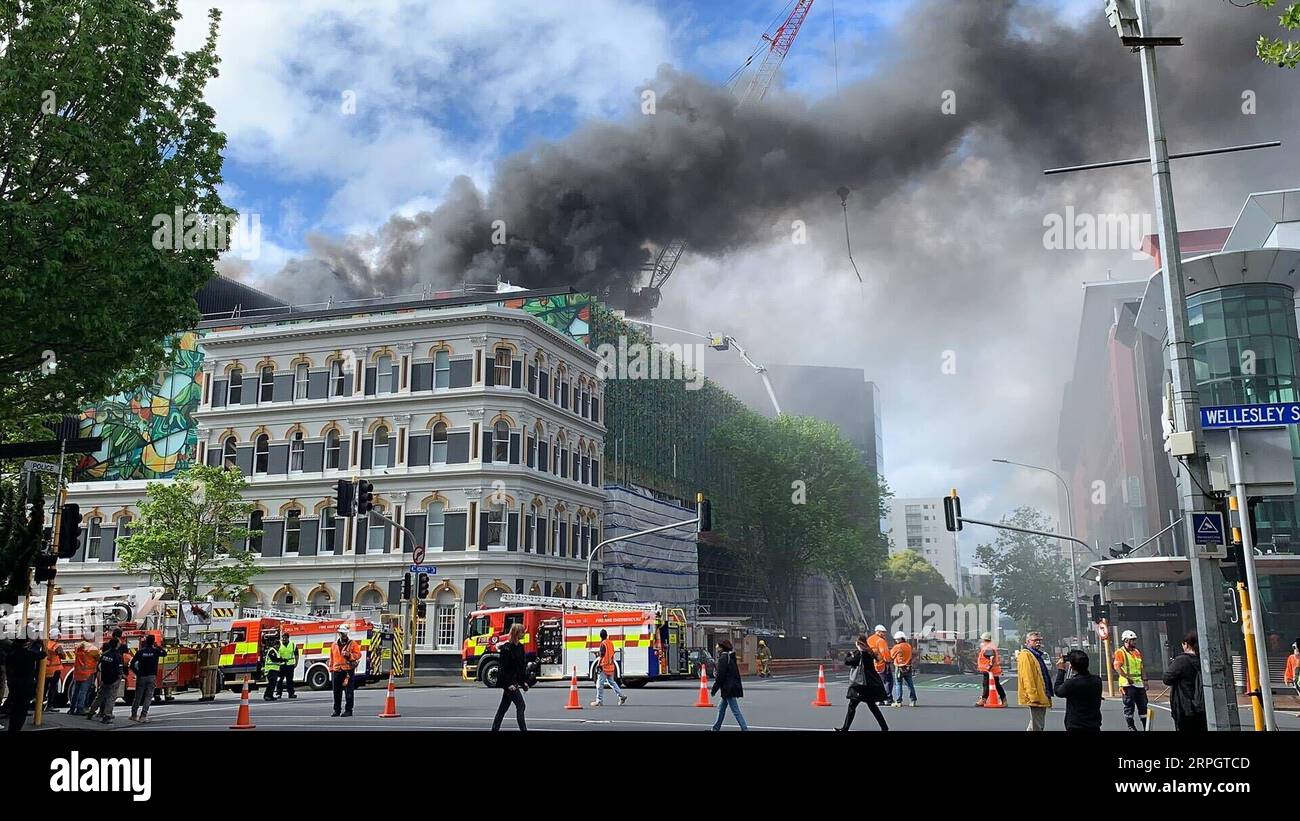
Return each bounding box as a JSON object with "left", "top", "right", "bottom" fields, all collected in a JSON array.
[{"left": 1162, "top": 631, "right": 1207, "bottom": 731}]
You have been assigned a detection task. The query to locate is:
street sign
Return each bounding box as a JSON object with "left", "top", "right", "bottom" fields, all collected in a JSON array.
[
  {"left": 1192, "top": 511, "right": 1225, "bottom": 545},
  {"left": 22, "top": 461, "right": 59, "bottom": 474},
  {"left": 1116, "top": 604, "right": 1183, "bottom": 621},
  {"left": 412, "top": 546, "right": 426, "bottom": 565},
  {"left": 408, "top": 564, "right": 437, "bottom": 575},
  {"left": 1200, "top": 402, "right": 1300, "bottom": 429}
]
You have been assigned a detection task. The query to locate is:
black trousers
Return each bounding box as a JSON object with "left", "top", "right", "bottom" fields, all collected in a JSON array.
[
  {"left": 841, "top": 696, "right": 888, "bottom": 731},
  {"left": 332, "top": 671, "right": 357, "bottom": 713},
  {"left": 492, "top": 687, "right": 527, "bottom": 731},
  {"left": 276, "top": 665, "right": 295, "bottom": 697},
  {"left": 1176, "top": 712, "right": 1207, "bottom": 731},
  {"left": 979, "top": 674, "right": 1006, "bottom": 701},
  {"left": 1122, "top": 685, "right": 1148, "bottom": 728},
  {"left": 6, "top": 683, "right": 33, "bottom": 732},
  {"left": 263, "top": 670, "right": 279, "bottom": 700}
]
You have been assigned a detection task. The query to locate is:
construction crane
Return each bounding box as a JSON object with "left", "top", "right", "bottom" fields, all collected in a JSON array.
[{"left": 628, "top": 0, "right": 816, "bottom": 317}]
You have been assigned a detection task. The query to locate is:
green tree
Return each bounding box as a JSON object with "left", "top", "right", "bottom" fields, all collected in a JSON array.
[
  {"left": 710, "top": 413, "right": 889, "bottom": 629},
  {"left": 0, "top": 473, "right": 44, "bottom": 606},
  {"left": 0, "top": 0, "right": 231, "bottom": 430},
  {"left": 880, "top": 549, "right": 958, "bottom": 612},
  {"left": 1229, "top": 0, "right": 1300, "bottom": 67},
  {"left": 974, "top": 507, "right": 1074, "bottom": 644},
  {"left": 116, "top": 464, "right": 261, "bottom": 600}
]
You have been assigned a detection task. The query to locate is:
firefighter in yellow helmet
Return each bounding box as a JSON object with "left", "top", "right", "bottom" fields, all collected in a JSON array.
[{"left": 757, "top": 640, "right": 772, "bottom": 678}]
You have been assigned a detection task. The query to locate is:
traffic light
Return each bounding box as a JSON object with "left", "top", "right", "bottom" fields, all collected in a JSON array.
[
  {"left": 418, "top": 572, "right": 430, "bottom": 599},
  {"left": 357, "top": 480, "right": 374, "bottom": 515},
  {"left": 943, "top": 489, "right": 962, "bottom": 532},
  {"left": 416, "top": 602, "right": 427, "bottom": 619},
  {"left": 335, "top": 479, "right": 356, "bottom": 517},
  {"left": 56, "top": 503, "right": 80, "bottom": 558},
  {"left": 696, "top": 493, "right": 711, "bottom": 533},
  {"left": 33, "top": 553, "right": 57, "bottom": 584},
  {"left": 401, "top": 573, "right": 412, "bottom": 601}
]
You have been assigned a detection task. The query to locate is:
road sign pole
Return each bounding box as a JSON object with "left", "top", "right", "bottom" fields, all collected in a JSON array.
[{"left": 1229, "top": 427, "right": 1277, "bottom": 730}]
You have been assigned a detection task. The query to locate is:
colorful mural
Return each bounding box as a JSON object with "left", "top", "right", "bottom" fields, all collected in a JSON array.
[
  {"left": 74, "top": 332, "right": 205, "bottom": 481},
  {"left": 505, "top": 293, "right": 591, "bottom": 346}
]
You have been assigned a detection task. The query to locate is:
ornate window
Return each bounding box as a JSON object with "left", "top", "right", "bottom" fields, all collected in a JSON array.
[
  {"left": 259, "top": 366, "right": 275, "bottom": 403},
  {"left": 295, "top": 363, "right": 309, "bottom": 399},
  {"left": 228, "top": 368, "right": 243, "bottom": 405},
  {"left": 289, "top": 431, "right": 304, "bottom": 472},
  {"left": 284, "top": 508, "right": 302, "bottom": 554},
  {"left": 253, "top": 434, "right": 269, "bottom": 474},
  {"left": 425, "top": 501, "right": 445, "bottom": 550},
  {"left": 325, "top": 429, "right": 341, "bottom": 470},
  {"left": 431, "top": 422, "right": 448, "bottom": 463},
  {"left": 493, "top": 420, "right": 510, "bottom": 463}
]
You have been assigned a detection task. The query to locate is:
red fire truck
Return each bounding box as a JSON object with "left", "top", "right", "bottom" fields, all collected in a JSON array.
[{"left": 218, "top": 610, "right": 377, "bottom": 691}]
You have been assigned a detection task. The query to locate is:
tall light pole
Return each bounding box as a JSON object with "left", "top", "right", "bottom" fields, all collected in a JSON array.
[{"left": 993, "top": 458, "right": 1083, "bottom": 646}]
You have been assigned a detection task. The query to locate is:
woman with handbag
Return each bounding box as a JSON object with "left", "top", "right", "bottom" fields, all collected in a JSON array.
[{"left": 835, "top": 634, "right": 889, "bottom": 731}]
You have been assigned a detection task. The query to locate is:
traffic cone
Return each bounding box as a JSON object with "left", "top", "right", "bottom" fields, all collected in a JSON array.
[
  {"left": 229, "top": 676, "right": 256, "bottom": 730},
  {"left": 983, "top": 672, "right": 1003, "bottom": 708},
  {"left": 810, "top": 665, "right": 832, "bottom": 707},
  {"left": 694, "top": 667, "right": 713, "bottom": 708},
  {"left": 564, "top": 666, "right": 583, "bottom": 710},
  {"left": 378, "top": 672, "right": 401, "bottom": 718}
]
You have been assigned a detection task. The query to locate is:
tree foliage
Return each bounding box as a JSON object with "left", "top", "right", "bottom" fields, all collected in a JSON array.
[
  {"left": 881, "top": 549, "right": 957, "bottom": 611},
  {"left": 0, "top": 475, "right": 43, "bottom": 606},
  {"left": 710, "top": 413, "right": 889, "bottom": 629},
  {"left": 0, "top": 0, "right": 231, "bottom": 430},
  {"left": 973, "top": 507, "right": 1074, "bottom": 644},
  {"left": 116, "top": 464, "right": 260, "bottom": 600},
  {"left": 1230, "top": 0, "right": 1300, "bottom": 67}
]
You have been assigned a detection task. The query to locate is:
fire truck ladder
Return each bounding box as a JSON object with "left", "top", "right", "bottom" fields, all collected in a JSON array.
[
  {"left": 240, "top": 608, "right": 337, "bottom": 623},
  {"left": 499, "top": 593, "right": 661, "bottom": 614}
]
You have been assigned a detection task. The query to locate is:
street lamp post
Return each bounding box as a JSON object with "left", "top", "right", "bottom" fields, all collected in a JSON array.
[{"left": 992, "top": 458, "right": 1083, "bottom": 647}]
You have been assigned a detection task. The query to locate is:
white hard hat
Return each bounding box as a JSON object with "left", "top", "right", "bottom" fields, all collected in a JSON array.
[
  {"left": 1121, "top": 630, "right": 1137, "bottom": 641},
  {"left": 874, "top": 624, "right": 886, "bottom": 632},
  {"left": 894, "top": 631, "right": 907, "bottom": 640},
  {"left": 49, "top": 628, "right": 60, "bottom": 640},
  {"left": 980, "top": 632, "right": 993, "bottom": 641}
]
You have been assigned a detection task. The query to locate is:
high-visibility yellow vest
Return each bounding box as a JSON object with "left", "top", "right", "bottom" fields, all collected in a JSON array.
[
  {"left": 1115, "top": 647, "right": 1144, "bottom": 687},
  {"left": 277, "top": 642, "right": 298, "bottom": 665}
]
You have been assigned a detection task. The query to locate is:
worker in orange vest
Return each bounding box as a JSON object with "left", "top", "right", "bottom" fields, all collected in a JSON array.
[
  {"left": 1286, "top": 640, "right": 1300, "bottom": 701},
  {"left": 591, "top": 629, "right": 626, "bottom": 707},
  {"left": 889, "top": 631, "right": 917, "bottom": 707},
  {"left": 68, "top": 639, "right": 99, "bottom": 715},
  {"left": 975, "top": 631, "right": 1006, "bottom": 707},
  {"left": 329, "top": 626, "right": 363, "bottom": 717},
  {"left": 42, "top": 629, "right": 64, "bottom": 713},
  {"left": 867, "top": 625, "right": 894, "bottom": 705}
]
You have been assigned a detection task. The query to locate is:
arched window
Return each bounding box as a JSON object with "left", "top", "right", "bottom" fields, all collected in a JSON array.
[
  {"left": 86, "top": 517, "right": 103, "bottom": 560},
  {"left": 553, "top": 434, "right": 565, "bottom": 475},
  {"left": 435, "top": 588, "right": 457, "bottom": 648},
  {"left": 248, "top": 510, "right": 264, "bottom": 554},
  {"left": 376, "top": 354, "right": 394, "bottom": 394},
  {"left": 431, "top": 422, "right": 448, "bottom": 463},
  {"left": 368, "top": 504, "right": 387, "bottom": 552},
  {"left": 329, "top": 359, "right": 346, "bottom": 397},
  {"left": 259, "top": 366, "right": 275, "bottom": 403},
  {"left": 222, "top": 436, "right": 237, "bottom": 469},
  {"left": 320, "top": 506, "right": 338, "bottom": 553},
  {"left": 425, "top": 501, "right": 445, "bottom": 550},
  {"left": 309, "top": 587, "right": 332, "bottom": 615},
  {"left": 434, "top": 350, "right": 450, "bottom": 389},
  {"left": 284, "top": 508, "right": 302, "bottom": 554},
  {"left": 493, "top": 347, "right": 512, "bottom": 386},
  {"left": 358, "top": 588, "right": 383, "bottom": 608},
  {"left": 373, "top": 426, "right": 390, "bottom": 469},
  {"left": 289, "top": 431, "right": 304, "bottom": 472},
  {"left": 227, "top": 367, "right": 243, "bottom": 405},
  {"left": 253, "top": 434, "right": 269, "bottom": 474},
  {"left": 493, "top": 420, "right": 510, "bottom": 463},
  {"left": 325, "top": 429, "right": 341, "bottom": 470},
  {"left": 485, "top": 501, "right": 506, "bottom": 549},
  {"left": 295, "top": 363, "right": 309, "bottom": 399}
]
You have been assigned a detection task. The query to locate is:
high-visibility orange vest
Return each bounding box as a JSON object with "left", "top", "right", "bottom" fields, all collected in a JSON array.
[
  {"left": 867, "top": 634, "right": 890, "bottom": 673},
  {"left": 890, "top": 641, "right": 913, "bottom": 667},
  {"left": 45, "top": 641, "right": 63, "bottom": 677},
  {"left": 600, "top": 638, "right": 616, "bottom": 674},
  {"left": 329, "top": 639, "right": 361, "bottom": 672},
  {"left": 74, "top": 644, "right": 98, "bottom": 682},
  {"left": 977, "top": 640, "right": 1002, "bottom": 675}
]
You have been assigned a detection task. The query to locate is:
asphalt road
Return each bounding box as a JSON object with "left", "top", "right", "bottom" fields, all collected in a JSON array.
[{"left": 31, "top": 670, "right": 1300, "bottom": 731}]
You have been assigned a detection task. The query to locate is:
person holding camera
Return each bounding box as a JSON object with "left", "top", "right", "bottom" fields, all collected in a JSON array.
[
  {"left": 835, "top": 635, "right": 889, "bottom": 732},
  {"left": 1053, "top": 649, "right": 1102, "bottom": 731},
  {"left": 491, "top": 623, "right": 529, "bottom": 731},
  {"left": 1162, "top": 632, "right": 1206, "bottom": 732}
]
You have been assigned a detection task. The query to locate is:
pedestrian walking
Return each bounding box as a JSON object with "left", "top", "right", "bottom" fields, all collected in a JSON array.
[
  {"left": 1162, "top": 632, "right": 1207, "bottom": 732},
  {"left": 757, "top": 639, "right": 772, "bottom": 678},
  {"left": 129, "top": 634, "right": 163, "bottom": 723},
  {"left": 490, "top": 623, "right": 529, "bottom": 731},
  {"left": 710, "top": 638, "right": 748, "bottom": 731},
  {"left": 1015, "top": 631, "right": 1053, "bottom": 731},
  {"left": 262, "top": 644, "right": 280, "bottom": 701},
  {"left": 69, "top": 638, "right": 98, "bottom": 716},
  {"left": 275, "top": 634, "right": 299, "bottom": 699},
  {"left": 590, "top": 628, "right": 626, "bottom": 706},
  {"left": 1112, "top": 629, "right": 1148, "bottom": 731},
  {"left": 0, "top": 638, "right": 9, "bottom": 712},
  {"left": 4, "top": 634, "right": 45, "bottom": 733},
  {"left": 889, "top": 631, "right": 917, "bottom": 707},
  {"left": 1284, "top": 639, "right": 1300, "bottom": 702},
  {"left": 835, "top": 634, "right": 889, "bottom": 732},
  {"left": 867, "top": 625, "right": 893, "bottom": 705},
  {"left": 975, "top": 631, "right": 1007, "bottom": 707},
  {"left": 329, "top": 626, "right": 362, "bottom": 717},
  {"left": 1053, "top": 649, "right": 1102, "bottom": 731},
  {"left": 43, "top": 629, "right": 64, "bottom": 712},
  {"left": 87, "top": 636, "right": 125, "bottom": 724}
]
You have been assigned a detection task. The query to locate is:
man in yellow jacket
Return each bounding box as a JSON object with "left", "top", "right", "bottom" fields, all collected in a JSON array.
[{"left": 1016, "top": 631, "right": 1054, "bottom": 731}]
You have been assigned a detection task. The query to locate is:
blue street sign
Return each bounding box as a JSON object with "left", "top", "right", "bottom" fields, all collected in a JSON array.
[
  {"left": 408, "top": 565, "right": 437, "bottom": 575},
  {"left": 1199, "top": 402, "right": 1300, "bottom": 429},
  {"left": 1191, "top": 512, "right": 1225, "bottom": 546}
]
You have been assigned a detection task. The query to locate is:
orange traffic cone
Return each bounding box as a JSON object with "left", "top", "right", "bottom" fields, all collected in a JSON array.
[
  {"left": 229, "top": 676, "right": 256, "bottom": 730},
  {"left": 378, "top": 672, "right": 401, "bottom": 718},
  {"left": 564, "top": 666, "right": 583, "bottom": 710},
  {"left": 983, "top": 672, "right": 1004, "bottom": 708},
  {"left": 694, "top": 667, "right": 713, "bottom": 708},
  {"left": 810, "top": 665, "right": 832, "bottom": 707}
]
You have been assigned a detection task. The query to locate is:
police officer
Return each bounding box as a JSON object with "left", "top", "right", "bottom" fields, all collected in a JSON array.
[
  {"left": 262, "top": 644, "right": 280, "bottom": 701},
  {"left": 276, "top": 635, "right": 298, "bottom": 699}
]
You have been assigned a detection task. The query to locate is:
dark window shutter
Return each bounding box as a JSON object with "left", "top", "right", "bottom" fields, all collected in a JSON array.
[
  {"left": 511, "top": 361, "right": 522, "bottom": 388},
  {"left": 304, "top": 441, "right": 324, "bottom": 473},
  {"left": 479, "top": 512, "right": 490, "bottom": 547},
  {"left": 299, "top": 519, "right": 319, "bottom": 556},
  {"left": 355, "top": 515, "right": 368, "bottom": 554},
  {"left": 262, "top": 521, "right": 284, "bottom": 557},
  {"left": 526, "top": 436, "right": 535, "bottom": 468},
  {"left": 409, "top": 434, "right": 430, "bottom": 466},
  {"left": 361, "top": 439, "right": 373, "bottom": 470},
  {"left": 384, "top": 522, "right": 392, "bottom": 552},
  {"left": 443, "top": 513, "right": 467, "bottom": 552},
  {"left": 73, "top": 526, "right": 86, "bottom": 562},
  {"left": 524, "top": 514, "right": 534, "bottom": 551},
  {"left": 307, "top": 369, "right": 328, "bottom": 399},
  {"left": 338, "top": 372, "right": 352, "bottom": 397},
  {"left": 537, "top": 441, "right": 548, "bottom": 472},
  {"left": 528, "top": 365, "right": 537, "bottom": 393},
  {"left": 571, "top": 523, "right": 579, "bottom": 558},
  {"left": 538, "top": 371, "right": 549, "bottom": 399},
  {"left": 559, "top": 523, "right": 568, "bottom": 557},
  {"left": 405, "top": 515, "right": 425, "bottom": 551},
  {"left": 447, "top": 432, "right": 470, "bottom": 464},
  {"left": 449, "top": 358, "right": 472, "bottom": 388},
  {"left": 592, "top": 396, "right": 599, "bottom": 422},
  {"left": 206, "top": 448, "right": 220, "bottom": 467},
  {"left": 387, "top": 437, "right": 396, "bottom": 468},
  {"left": 582, "top": 455, "right": 589, "bottom": 484},
  {"left": 464, "top": 578, "right": 478, "bottom": 607},
  {"left": 273, "top": 373, "right": 294, "bottom": 402},
  {"left": 484, "top": 358, "right": 495, "bottom": 387},
  {"left": 100, "top": 527, "right": 117, "bottom": 562},
  {"left": 338, "top": 439, "right": 350, "bottom": 469},
  {"left": 211, "top": 380, "right": 227, "bottom": 408},
  {"left": 412, "top": 362, "right": 433, "bottom": 391},
  {"left": 235, "top": 446, "right": 254, "bottom": 476},
  {"left": 388, "top": 579, "right": 403, "bottom": 605},
  {"left": 340, "top": 582, "right": 354, "bottom": 605},
  {"left": 592, "top": 458, "right": 600, "bottom": 486},
  {"left": 560, "top": 450, "right": 568, "bottom": 479},
  {"left": 364, "top": 367, "right": 377, "bottom": 396},
  {"left": 508, "top": 512, "right": 519, "bottom": 552},
  {"left": 481, "top": 431, "right": 493, "bottom": 463},
  {"left": 509, "top": 433, "right": 520, "bottom": 464},
  {"left": 268, "top": 444, "right": 289, "bottom": 475}
]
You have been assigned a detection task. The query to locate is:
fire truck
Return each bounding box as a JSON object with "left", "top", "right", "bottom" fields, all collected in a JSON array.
[
  {"left": 911, "top": 629, "right": 976, "bottom": 674},
  {"left": 218, "top": 609, "right": 377, "bottom": 691},
  {"left": 463, "top": 593, "right": 693, "bottom": 688}
]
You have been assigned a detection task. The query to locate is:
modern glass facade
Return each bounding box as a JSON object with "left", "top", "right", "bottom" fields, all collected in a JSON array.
[{"left": 1189, "top": 283, "right": 1300, "bottom": 545}]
